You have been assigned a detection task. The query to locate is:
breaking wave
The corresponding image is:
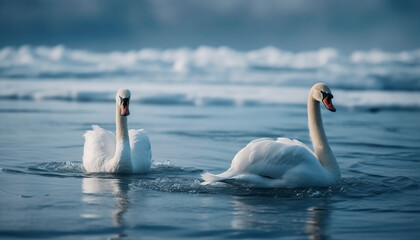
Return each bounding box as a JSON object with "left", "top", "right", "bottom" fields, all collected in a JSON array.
[
  {"left": 1, "top": 45, "right": 419, "bottom": 90},
  {"left": 1, "top": 80, "right": 420, "bottom": 110},
  {"left": 1, "top": 45, "right": 420, "bottom": 110}
]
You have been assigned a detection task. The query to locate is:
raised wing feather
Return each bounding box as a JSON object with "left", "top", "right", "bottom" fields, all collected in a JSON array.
[
  {"left": 83, "top": 125, "right": 116, "bottom": 172},
  {"left": 129, "top": 129, "right": 152, "bottom": 173}
]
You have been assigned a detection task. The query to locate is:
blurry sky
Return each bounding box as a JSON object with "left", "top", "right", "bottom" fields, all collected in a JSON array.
[{"left": 0, "top": 0, "right": 419, "bottom": 52}]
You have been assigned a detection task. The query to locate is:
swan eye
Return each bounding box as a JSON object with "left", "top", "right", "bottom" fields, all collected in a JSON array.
[
  {"left": 119, "top": 96, "right": 130, "bottom": 104},
  {"left": 321, "top": 91, "right": 333, "bottom": 100},
  {"left": 119, "top": 96, "right": 130, "bottom": 106}
]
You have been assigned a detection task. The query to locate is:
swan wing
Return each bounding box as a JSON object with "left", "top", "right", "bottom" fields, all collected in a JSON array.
[
  {"left": 129, "top": 129, "right": 152, "bottom": 173},
  {"left": 232, "top": 138, "right": 320, "bottom": 176},
  {"left": 203, "top": 138, "right": 327, "bottom": 188},
  {"left": 83, "top": 125, "right": 116, "bottom": 172},
  {"left": 276, "top": 137, "right": 316, "bottom": 158}
]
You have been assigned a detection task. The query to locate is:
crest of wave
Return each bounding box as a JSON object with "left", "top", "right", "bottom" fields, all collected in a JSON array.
[{"left": 1, "top": 45, "right": 420, "bottom": 90}]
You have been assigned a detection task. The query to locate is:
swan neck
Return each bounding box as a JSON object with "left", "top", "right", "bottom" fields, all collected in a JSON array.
[
  {"left": 116, "top": 104, "right": 129, "bottom": 141},
  {"left": 308, "top": 97, "right": 328, "bottom": 151},
  {"left": 111, "top": 104, "right": 131, "bottom": 173},
  {"left": 308, "top": 94, "right": 340, "bottom": 177}
]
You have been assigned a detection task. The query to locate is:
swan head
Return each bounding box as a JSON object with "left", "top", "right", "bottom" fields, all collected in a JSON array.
[
  {"left": 311, "top": 83, "right": 336, "bottom": 112},
  {"left": 116, "top": 89, "right": 131, "bottom": 116}
]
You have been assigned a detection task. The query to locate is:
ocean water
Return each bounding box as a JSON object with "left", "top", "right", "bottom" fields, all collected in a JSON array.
[{"left": 1, "top": 46, "right": 420, "bottom": 239}]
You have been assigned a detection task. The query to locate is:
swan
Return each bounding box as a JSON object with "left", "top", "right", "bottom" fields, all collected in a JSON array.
[
  {"left": 83, "top": 89, "right": 152, "bottom": 173},
  {"left": 201, "top": 83, "right": 340, "bottom": 188}
]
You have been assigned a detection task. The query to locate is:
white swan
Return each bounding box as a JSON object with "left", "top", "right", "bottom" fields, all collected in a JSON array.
[
  {"left": 83, "top": 89, "right": 152, "bottom": 173},
  {"left": 202, "top": 83, "right": 340, "bottom": 188}
]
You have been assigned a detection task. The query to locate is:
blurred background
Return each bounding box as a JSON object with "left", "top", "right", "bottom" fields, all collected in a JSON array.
[
  {"left": 0, "top": 0, "right": 419, "bottom": 104},
  {"left": 1, "top": 0, "right": 420, "bottom": 52}
]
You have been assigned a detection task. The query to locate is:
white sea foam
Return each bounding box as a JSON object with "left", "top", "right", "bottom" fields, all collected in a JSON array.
[
  {"left": 1, "top": 79, "right": 420, "bottom": 110},
  {"left": 350, "top": 49, "right": 420, "bottom": 64},
  {"left": 1, "top": 45, "right": 420, "bottom": 91},
  {"left": 1, "top": 45, "right": 419, "bottom": 110}
]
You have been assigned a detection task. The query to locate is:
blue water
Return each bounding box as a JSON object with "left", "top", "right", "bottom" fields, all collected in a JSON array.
[
  {"left": 1, "top": 45, "right": 420, "bottom": 239},
  {"left": 1, "top": 97, "right": 420, "bottom": 239}
]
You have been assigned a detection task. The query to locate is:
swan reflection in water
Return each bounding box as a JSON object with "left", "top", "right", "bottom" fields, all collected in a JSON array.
[
  {"left": 305, "top": 205, "right": 330, "bottom": 240},
  {"left": 231, "top": 196, "right": 331, "bottom": 240},
  {"left": 82, "top": 177, "right": 131, "bottom": 238}
]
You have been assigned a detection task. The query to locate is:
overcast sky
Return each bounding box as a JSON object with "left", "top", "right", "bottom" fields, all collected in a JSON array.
[{"left": 1, "top": 0, "right": 419, "bottom": 52}]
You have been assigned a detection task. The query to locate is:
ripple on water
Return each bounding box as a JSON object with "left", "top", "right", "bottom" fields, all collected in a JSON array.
[
  {"left": 30, "top": 161, "right": 85, "bottom": 173},
  {"left": 3, "top": 161, "right": 417, "bottom": 200}
]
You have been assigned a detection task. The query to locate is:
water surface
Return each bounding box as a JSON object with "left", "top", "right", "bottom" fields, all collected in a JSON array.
[{"left": 1, "top": 98, "right": 419, "bottom": 239}]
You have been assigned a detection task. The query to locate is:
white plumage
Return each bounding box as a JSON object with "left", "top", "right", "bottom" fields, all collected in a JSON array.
[
  {"left": 83, "top": 89, "right": 151, "bottom": 174},
  {"left": 202, "top": 83, "right": 340, "bottom": 188},
  {"left": 83, "top": 126, "right": 151, "bottom": 173},
  {"left": 202, "top": 138, "right": 334, "bottom": 188}
]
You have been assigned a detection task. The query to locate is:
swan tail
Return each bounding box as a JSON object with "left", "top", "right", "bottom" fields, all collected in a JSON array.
[{"left": 201, "top": 170, "right": 235, "bottom": 185}]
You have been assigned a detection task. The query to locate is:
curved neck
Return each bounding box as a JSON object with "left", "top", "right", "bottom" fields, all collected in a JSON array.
[{"left": 307, "top": 93, "right": 340, "bottom": 177}]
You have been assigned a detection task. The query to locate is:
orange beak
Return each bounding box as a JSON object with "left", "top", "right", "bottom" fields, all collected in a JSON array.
[
  {"left": 323, "top": 95, "right": 336, "bottom": 112},
  {"left": 121, "top": 105, "right": 130, "bottom": 116},
  {"left": 120, "top": 98, "right": 130, "bottom": 116}
]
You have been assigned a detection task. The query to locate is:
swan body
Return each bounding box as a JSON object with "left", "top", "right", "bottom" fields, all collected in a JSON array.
[
  {"left": 202, "top": 83, "right": 340, "bottom": 188},
  {"left": 83, "top": 89, "right": 152, "bottom": 174}
]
